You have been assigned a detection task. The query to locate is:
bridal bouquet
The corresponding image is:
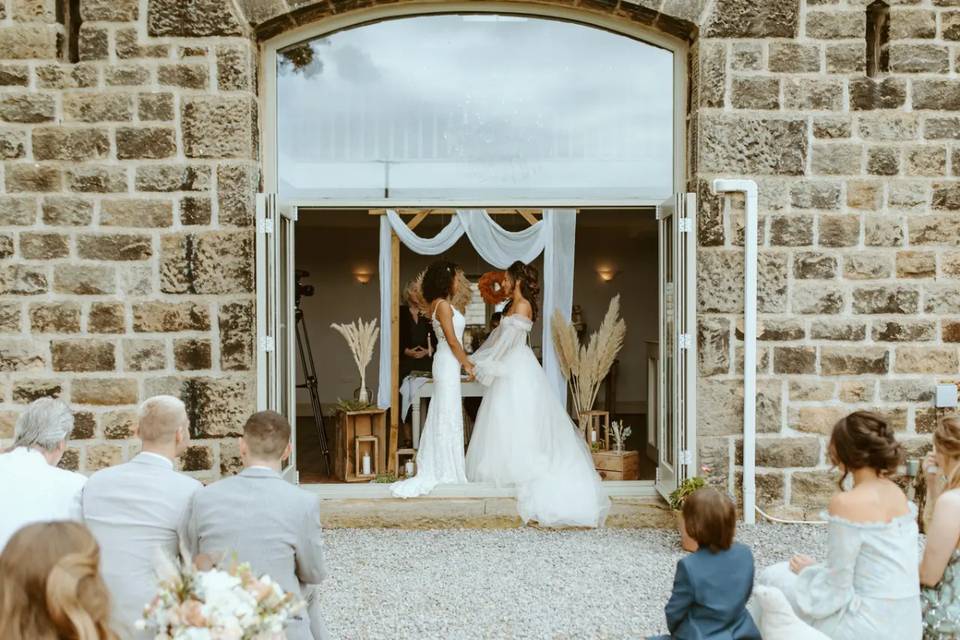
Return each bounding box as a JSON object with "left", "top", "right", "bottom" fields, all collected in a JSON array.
[{"left": 137, "top": 558, "right": 304, "bottom": 640}]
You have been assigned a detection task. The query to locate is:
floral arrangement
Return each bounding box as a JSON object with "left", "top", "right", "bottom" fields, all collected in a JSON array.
[
  {"left": 451, "top": 270, "right": 473, "bottom": 314},
  {"left": 478, "top": 271, "right": 509, "bottom": 305},
  {"left": 610, "top": 420, "right": 632, "bottom": 452},
  {"left": 407, "top": 270, "right": 473, "bottom": 315},
  {"left": 552, "top": 296, "right": 627, "bottom": 436},
  {"left": 331, "top": 318, "right": 379, "bottom": 405},
  {"left": 138, "top": 558, "right": 303, "bottom": 640},
  {"left": 668, "top": 476, "right": 707, "bottom": 511}
]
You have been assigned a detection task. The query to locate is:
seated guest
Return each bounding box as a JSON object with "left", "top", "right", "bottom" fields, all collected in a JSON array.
[
  {"left": 0, "top": 521, "right": 118, "bottom": 640},
  {"left": 759, "top": 411, "right": 922, "bottom": 639},
  {"left": 185, "top": 411, "right": 328, "bottom": 640},
  {"left": 920, "top": 416, "right": 960, "bottom": 637},
  {"left": 0, "top": 398, "right": 85, "bottom": 551},
  {"left": 650, "top": 487, "right": 760, "bottom": 640},
  {"left": 82, "top": 395, "right": 201, "bottom": 639}
]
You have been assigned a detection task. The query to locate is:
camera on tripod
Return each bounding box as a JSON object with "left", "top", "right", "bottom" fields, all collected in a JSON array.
[{"left": 295, "top": 269, "right": 315, "bottom": 304}]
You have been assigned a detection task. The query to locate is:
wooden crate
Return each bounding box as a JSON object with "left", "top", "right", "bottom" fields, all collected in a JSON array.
[
  {"left": 592, "top": 450, "right": 640, "bottom": 481},
  {"left": 334, "top": 409, "right": 387, "bottom": 482},
  {"left": 581, "top": 410, "right": 610, "bottom": 450},
  {"left": 355, "top": 435, "right": 379, "bottom": 479}
]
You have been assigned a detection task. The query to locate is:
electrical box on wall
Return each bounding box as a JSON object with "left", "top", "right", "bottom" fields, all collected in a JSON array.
[{"left": 936, "top": 384, "right": 959, "bottom": 408}]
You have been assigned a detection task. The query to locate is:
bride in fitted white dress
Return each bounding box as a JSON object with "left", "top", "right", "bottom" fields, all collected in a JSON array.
[
  {"left": 392, "top": 263, "right": 472, "bottom": 499},
  {"left": 466, "top": 262, "right": 610, "bottom": 527}
]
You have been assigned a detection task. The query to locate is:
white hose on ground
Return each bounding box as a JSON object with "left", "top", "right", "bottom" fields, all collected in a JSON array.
[{"left": 755, "top": 505, "right": 827, "bottom": 526}]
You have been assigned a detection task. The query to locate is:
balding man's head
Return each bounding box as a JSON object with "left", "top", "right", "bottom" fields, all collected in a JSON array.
[{"left": 136, "top": 396, "right": 188, "bottom": 446}]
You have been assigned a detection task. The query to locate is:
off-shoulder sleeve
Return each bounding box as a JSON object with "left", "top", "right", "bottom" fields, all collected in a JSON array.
[
  {"left": 470, "top": 317, "right": 531, "bottom": 386},
  {"left": 793, "top": 520, "right": 864, "bottom": 620}
]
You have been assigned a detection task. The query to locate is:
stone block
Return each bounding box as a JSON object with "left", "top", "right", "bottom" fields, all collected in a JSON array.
[
  {"left": 160, "top": 231, "right": 254, "bottom": 295},
  {"left": 769, "top": 42, "right": 820, "bottom": 73},
  {"left": 909, "top": 215, "right": 960, "bottom": 246},
  {"left": 805, "top": 9, "right": 865, "bottom": 38},
  {"left": 158, "top": 63, "right": 209, "bottom": 90},
  {"left": 181, "top": 444, "right": 213, "bottom": 472},
  {"left": 20, "top": 232, "right": 68, "bottom": 259},
  {"left": 81, "top": 0, "right": 138, "bottom": 20},
  {"left": 42, "top": 197, "right": 92, "bottom": 226},
  {"left": 699, "top": 115, "right": 806, "bottom": 176},
  {"left": 181, "top": 377, "right": 253, "bottom": 438},
  {"left": 0, "top": 339, "right": 44, "bottom": 371},
  {"left": 754, "top": 437, "right": 820, "bottom": 468},
  {"left": 790, "top": 380, "right": 834, "bottom": 402},
  {"left": 697, "top": 378, "right": 782, "bottom": 437},
  {"left": 791, "top": 181, "right": 842, "bottom": 210},
  {"left": 138, "top": 92, "right": 174, "bottom": 121},
  {"left": 914, "top": 80, "right": 960, "bottom": 111},
  {"left": 821, "top": 347, "right": 889, "bottom": 375},
  {"left": 864, "top": 216, "right": 904, "bottom": 247},
  {"left": 12, "top": 379, "right": 62, "bottom": 404},
  {"left": 217, "top": 164, "right": 258, "bottom": 227},
  {"left": 944, "top": 10, "right": 960, "bottom": 39},
  {"left": 773, "top": 347, "right": 817, "bottom": 375},
  {"left": 698, "top": 316, "right": 730, "bottom": 376},
  {"left": 769, "top": 215, "right": 813, "bottom": 246},
  {"left": 791, "top": 470, "right": 837, "bottom": 509},
  {"left": 87, "top": 444, "right": 123, "bottom": 471},
  {"left": 0, "top": 303, "right": 21, "bottom": 332},
  {"left": 852, "top": 285, "right": 919, "bottom": 314},
  {"left": 116, "top": 127, "right": 177, "bottom": 160},
  {"left": 101, "top": 411, "right": 136, "bottom": 439},
  {"left": 0, "top": 93, "right": 54, "bottom": 123},
  {"left": 783, "top": 78, "right": 843, "bottom": 111},
  {"left": 0, "top": 64, "right": 29, "bottom": 86},
  {"left": 66, "top": 166, "right": 127, "bottom": 193},
  {"left": 843, "top": 254, "right": 892, "bottom": 280},
  {"left": 53, "top": 264, "right": 115, "bottom": 295},
  {"left": 119, "top": 266, "right": 152, "bottom": 296},
  {"left": 181, "top": 96, "right": 256, "bottom": 159},
  {"left": 812, "top": 143, "right": 862, "bottom": 175},
  {"left": 0, "top": 25, "right": 57, "bottom": 59},
  {"left": 880, "top": 379, "right": 935, "bottom": 403},
  {"left": 114, "top": 27, "right": 168, "bottom": 59},
  {"left": 703, "top": 0, "right": 800, "bottom": 37},
  {"left": 88, "top": 302, "right": 125, "bottom": 333},
  {"left": 839, "top": 381, "right": 875, "bottom": 404},
  {"left": 758, "top": 252, "right": 788, "bottom": 313},
  {"left": 697, "top": 41, "right": 726, "bottom": 109},
  {"left": 174, "top": 339, "right": 212, "bottom": 371},
  {"left": 30, "top": 302, "right": 81, "bottom": 333},
  {"left": 889, "top": 44, "right": 950, "bottom": 73},
  {"left": 846, "top": 181, "right": 882, "bottom": 210},
  {"left": 77, "top": 233, "right": 152, "bottom": 261},
  {"left": 69, "top": 412, "right": 96, "bottom": 438},
  {"left": 819, "top": 215, "right": 860, "bottom": 247},
  {"left": 792, "top": 407, "right": 847, "bottom": 436},
  {"left": 135, "top": 165, "right": 211, "bottom": 193},
  {"left": 859, "top": 114, "right": 919, "bottom": 143},
  {"left": 58, "top": 448, "right": 80, "bottom": 471},
  {"left": 866, "top": 146, "right": 900, "bottom": 176},
  {"left": 51, "top": 339, "right": 115, "bottom": 372},
  {"left": 35, "top": 63, "right": 97, "bottom": 89},
  {"left": 0, "top": 234, "right": 14, "bottom": 259},
  {"left": 72, "top": 378, "right": 138, "bottom": 405},
  {"left": 944, "top": 252, "right": 960, "bottom": 278},
  {"left": 890, "top": 8, "right": 937, "bottom": 39},
  {"left": 133, "top": 301, "right": 210, "bottom": 332},
  {"left": 0, "top": 196, "right": 36, "bottom": 225},
  {"left": 219, "top": 301, "right": 253, "bottom": 371},
  {"left": 78, "top": 24, "right": 109, "bottom": 61},
  {"left": 904, "top": 146, "right": 947, "bottom": 177},
  {"left": 896, "top": 251, "right": 935, "bottom": 278},
  {"left": 794, "top": 252, "right": 837, "bottom": 279},
  {"left": 924, "top": 117, "right": 960, "bottom": 140},
  {"left": 731, "top": 77, "right": 779, "bottom": 110},
  {"left": 217, "top": 44, "right": 254, "bottom": 92},
  {"left": 0, "top": 265, "right": 47, "bottom": 295},
  {"left": 105, "top": 64, "right": 150, "bottom": 87},
  {"left": 0, "top": 128, "right": 26, "bottom": 158},
  {"left": 826, "top": 43, "right": 865, "bottom": 73},
  {"left": 917, "top": 408, "right": 939, "bottom": 434},
  {"left": 933, "top": 182, "right": 960, "bottom": 210},
  {"left": 123, "top": 338, "right": 166, "bottom": 371},
  {"left": 100, "top": 199, "right": 173, "bottom": 228},
  {"left": 5, "top": 163, "right": 61, "bottom": 192},
  {"left": 895, "top": 347, "right": 958, "bottom": 374},
  {"left": 792, "top": 283, "right": 845, "bottom": 314},
  {"left": 924, "top": 283, "right": 960, "bottom": 313},
  {"left": 147, "top": 0, "right": 245, "bottom": 37},
  {"left": 873, "top": 319, "right": 936, "bottom": 342},
  {"left": 849, "top": 77, "right": 907, "bottom": 110},
  {"left": 63, "top": 93, "right": 133, "bottom": 123},
  {"left": 179, "top": 197, "right": 212, "bottom": 226}
]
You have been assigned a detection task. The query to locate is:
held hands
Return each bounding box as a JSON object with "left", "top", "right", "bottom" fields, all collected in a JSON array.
[
  {"left": 789, "top": 554, "right": 815, "bottom": 574},
  {"left": 463, "top": 361, "right": 476, "bottom": 382}
]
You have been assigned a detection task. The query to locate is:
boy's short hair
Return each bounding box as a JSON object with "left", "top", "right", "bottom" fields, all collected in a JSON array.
[
  {"left": 242, "top": 410, "right": 291, "bottom": 460},
  {"left": 681, "top": 487, "right": 736, "bottom": 552}
]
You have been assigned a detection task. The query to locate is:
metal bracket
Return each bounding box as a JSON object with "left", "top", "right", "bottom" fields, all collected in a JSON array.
[
  {"left": 678, "top": 218, "right": 693, "bottom": 233},
  {"left": 678, "top": 333, "right": 692, "bottom": 350},
  {"left": 680, "top": 450, "right": 693, "bottom": 466},
  {"left": 259, "top": 336, "right": 275, "bottom": 352},
  {"left": 257, "top": 218, "right": 274, "bottom": 234}
]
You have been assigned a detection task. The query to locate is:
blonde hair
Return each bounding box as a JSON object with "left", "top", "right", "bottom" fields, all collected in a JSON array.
[
  {"left": 0, "top": 522, "right": 117, "bottom": 640},
  {"left": 137, "top": 395, "right": 187, "bottom": 443},
  {"left": 934, "top": 416, "right": 960, "bottom": 492}
]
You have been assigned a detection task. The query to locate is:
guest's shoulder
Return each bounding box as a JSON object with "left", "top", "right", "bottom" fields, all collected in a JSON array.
[{"left": 53, "top": 465, "right": 87, "bottom": 489}]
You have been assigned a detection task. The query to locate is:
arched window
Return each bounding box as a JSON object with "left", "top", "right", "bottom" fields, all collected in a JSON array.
[{"left": 274, "top": 14, "right": 679, "bottom": 203}]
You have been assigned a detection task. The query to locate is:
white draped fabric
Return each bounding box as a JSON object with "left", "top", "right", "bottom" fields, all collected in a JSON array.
[{"left": 377, "top": 209, "right": 576, "bottom": 408}]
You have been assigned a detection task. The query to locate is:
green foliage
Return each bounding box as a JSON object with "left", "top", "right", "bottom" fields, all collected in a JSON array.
[
  {"left": 373, "top": 472, "right": 397, "bottom": 484},
  {"left": 668, "top": 476, "right": 706, "bottom": 511},
  {"left": 336, "top": 398, "right": 375, "bottom": 412}
]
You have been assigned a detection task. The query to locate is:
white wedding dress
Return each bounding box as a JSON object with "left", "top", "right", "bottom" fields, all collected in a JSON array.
[
  {"left": 465, "top": 314, "right": 610, "bottom": 527},
  {"left": 391, "top": 304, "right": 467, "bottom": 498}
]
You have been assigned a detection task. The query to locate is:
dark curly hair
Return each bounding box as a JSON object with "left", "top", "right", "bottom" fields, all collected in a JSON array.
[
  {"left": 421, "top": 260, "right": 459, "bottom": 304},
  {"left": 829, "top": 411, "right": 903, "bottom": 487},
  {"left": 504, "top": 261, "right": 541, "bottom": 321}
]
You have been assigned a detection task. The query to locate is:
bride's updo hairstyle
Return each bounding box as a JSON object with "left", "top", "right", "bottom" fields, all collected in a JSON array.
[
  {"left": 506, "top": 261, "right": 541, "bottom": 321},
  {"left": 0, "top": 521, "right": 117, "bottom": 640},
  {"left": 933, "top": 416, "right": 960, "bottom": 491},
  {"left": 421, "top": 260, "right": 460, "bottom": 304},
  {"left": 828, "top": 411, "right": 903, "bottom": 487}
]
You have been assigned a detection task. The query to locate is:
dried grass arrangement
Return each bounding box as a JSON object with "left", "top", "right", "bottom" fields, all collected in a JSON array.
[
  {"left": 406, "top": 269, "right": 473, "bottom": 316},
  {"left": 451, "top": 270, "right": 473, "bottom": 314},
  {"left": 330, "top": 318, "right": 380, "bottom": 405},
  {"left": 552, "top": 296, "right": 626, "bottom": 436}
]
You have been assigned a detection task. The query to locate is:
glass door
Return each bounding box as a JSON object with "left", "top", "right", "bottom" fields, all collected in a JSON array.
[
  {"left": 256, "top": 194, "right": 299, "bottom": 483},
  {"left": 656, "top": 193, "right": 696, "bottom": 499}
]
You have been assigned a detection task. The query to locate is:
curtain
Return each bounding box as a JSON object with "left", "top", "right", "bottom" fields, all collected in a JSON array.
[{"left": 377, "top": 209, "right": 576, "bottom": 409}]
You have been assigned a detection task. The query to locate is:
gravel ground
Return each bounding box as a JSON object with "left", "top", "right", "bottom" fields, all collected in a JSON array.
[{"left": 319, "top": 524, "right": 829, "bottom": 640}]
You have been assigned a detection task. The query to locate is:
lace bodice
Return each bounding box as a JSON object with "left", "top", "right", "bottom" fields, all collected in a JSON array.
[{"left": 431, "top": 303, "right": 465, "bottom": 353}]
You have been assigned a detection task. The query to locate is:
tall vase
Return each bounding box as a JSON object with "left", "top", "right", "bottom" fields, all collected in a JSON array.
[
  {"left": 356, "top": 386, "right": 369, "bottom": 405},
  {"left": 577, "top": 413, "right": 590, "bottom": 438}
]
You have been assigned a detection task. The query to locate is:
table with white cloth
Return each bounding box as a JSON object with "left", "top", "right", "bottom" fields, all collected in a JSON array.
[{"left": 402, "top": 375, "right": 486, "bottom": 449}]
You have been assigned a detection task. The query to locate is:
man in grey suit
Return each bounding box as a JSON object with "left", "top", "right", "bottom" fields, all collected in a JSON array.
[
  {"left": 185, "top": 410, "right": 328, "bottom": 640},
  {"left": 82, "top": 395, "right": 202, "bottom": 639}
]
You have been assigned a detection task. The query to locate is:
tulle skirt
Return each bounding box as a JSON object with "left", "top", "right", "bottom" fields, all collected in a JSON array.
[{"left": 465, "top": 346, "right": 610, "bottom": 528}]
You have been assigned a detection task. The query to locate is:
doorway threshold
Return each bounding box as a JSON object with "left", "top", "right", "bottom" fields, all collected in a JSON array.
[{"left": 301, "top": 479, "right": 658, "bottom": 499}]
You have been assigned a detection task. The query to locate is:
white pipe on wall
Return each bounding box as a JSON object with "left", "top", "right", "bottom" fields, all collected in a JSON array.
[{"left": 710, "top": 179, "right": 759, "bottom": 525}]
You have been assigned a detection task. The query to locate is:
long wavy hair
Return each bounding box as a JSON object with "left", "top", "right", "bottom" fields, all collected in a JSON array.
[
  {"left": 504, "top": 261, "right": 541, "bottom": 322},
  {"left": 0, "top": 522, "right": 117, "bottom": 640},
  {"left": 934, "top": 416, "right": 960, "bottom": 492}
]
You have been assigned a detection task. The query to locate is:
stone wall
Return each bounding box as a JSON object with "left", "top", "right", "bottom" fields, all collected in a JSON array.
[{"left": 0, "top": 0, "right": 956, "bottom": 513}]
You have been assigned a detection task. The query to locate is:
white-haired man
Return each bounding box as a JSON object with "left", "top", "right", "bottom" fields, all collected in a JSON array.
[
  {"left": 0, "top": 397, "right": 86, "bottom": 550},
  {"left": 82, "top": 395, "right": 201, "bottom": 639}
]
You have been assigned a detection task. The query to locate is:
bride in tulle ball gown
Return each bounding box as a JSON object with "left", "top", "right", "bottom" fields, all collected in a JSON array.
[{"left": 466, "top": 261, "right": 610, "bottom": 527}]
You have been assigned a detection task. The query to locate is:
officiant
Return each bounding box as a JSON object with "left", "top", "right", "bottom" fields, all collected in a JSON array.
[{"left": 399, "top": 288, "right": 436, "bottom": 381}]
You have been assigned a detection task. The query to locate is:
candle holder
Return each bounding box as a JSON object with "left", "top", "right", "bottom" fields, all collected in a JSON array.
[
  {"left": 396, "top": 448, "right": 417, "bottom": 478},
  {"left": 355, "top": 435, "right": 379, "bottom": 479},
  {"left": 580, "top": 410, "right": 610, "bottom": 450}
]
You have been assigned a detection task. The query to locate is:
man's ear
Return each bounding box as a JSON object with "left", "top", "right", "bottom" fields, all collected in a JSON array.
[
  {"left": 282, "top": 441, "right": 292, "bottom": 464},
  {"left": 239, "top": 437, "right": 248, "bottom": 458}
]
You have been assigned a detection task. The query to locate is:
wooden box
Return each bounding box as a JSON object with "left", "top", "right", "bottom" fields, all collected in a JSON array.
[
  {"left": 355, "top": 435, "right": 379, "bottom": 479},
  {"left": 334, "top": 409, "right": 387, "bottom": 482},
  {"left": 592, "top": 450, "right": 640, "bottom": 481},
  {"left": 396, "top": 448, "right": 417, "bottom": 479},
  {"left": 581, "top": 410, "right": 610, "bottom": 449}
]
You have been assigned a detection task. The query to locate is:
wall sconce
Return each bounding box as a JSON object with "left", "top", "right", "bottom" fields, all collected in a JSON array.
[
  {"left": 354, "top": 270, "right": 372, "bottom": 285},
  {"left": 596, "top": 267, "right": 618, "bottom": 282}
]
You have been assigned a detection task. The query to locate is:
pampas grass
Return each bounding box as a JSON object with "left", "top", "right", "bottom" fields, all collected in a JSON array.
[
  {"left": 552, "top": 296, "right": 626, "bottom": 435},
  {"left": 451, "top": 270, "right": 473, "bottom": 314},
  {"left": 407, "top": 269, "right": 473, "bottom": 316},
  {"left": 331, "top": 318, "right": 380, "bottom": 405}
]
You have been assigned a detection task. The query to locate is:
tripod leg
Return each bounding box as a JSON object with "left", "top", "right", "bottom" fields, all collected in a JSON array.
[{"left": 295, "top": 307, "right": 332, "bottom": 476}]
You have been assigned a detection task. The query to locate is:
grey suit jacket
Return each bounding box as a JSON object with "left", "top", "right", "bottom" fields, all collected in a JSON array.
[
  {"left": 185, "top": 467, "right": 328, "bottom": 640},
  {"left": 82, "top": 453, "right": 202, "bottom": 640}
]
